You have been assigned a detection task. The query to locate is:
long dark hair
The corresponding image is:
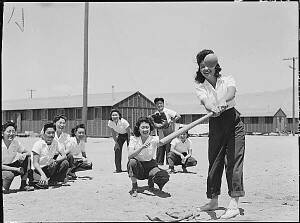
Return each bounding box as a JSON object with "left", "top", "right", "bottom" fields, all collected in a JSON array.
[
  {"left": 133, "top": 117, "right": 154, "bottom": 137},
  {"left": 195, "top": 49, "right": 222, "bottom": 84}
]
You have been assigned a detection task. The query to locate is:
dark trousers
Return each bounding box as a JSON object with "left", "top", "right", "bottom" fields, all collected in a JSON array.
[
  {"left": 156, "top": 128, "right": 173, "bottom": 165},
  {"left": 66, "top": 153, "right": 75, "bottom": 176},
  {"left": 156, "top": 143, "right": 171, "bottom": 165},
  {"left": 30, "top": 159, "right": 69, "bottom": 184},
  {"left": 2, "top": 155, "right": 30, "bottom": 190},
  {"left": 114, "top": 133, "right": 129, "bottom": 172},
  {"left": 167, "top": 152, "right": 197, "bottom": 168},
  {"left": 127, "top": 158, "right": 169, "bottom": 188},
  {"left": 206, "top": 107, "right": 245, "bottom": 199},
  {"left": 71, "top": 159, "right": 93, "bottom": 173},
  {"left": 127, "top": 158, "right": 159, "bottom": 180}
]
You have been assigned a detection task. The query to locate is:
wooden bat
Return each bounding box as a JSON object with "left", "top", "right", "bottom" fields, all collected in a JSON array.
[{"left": 160, "top": 112, "right": 213, "bottom": 145}]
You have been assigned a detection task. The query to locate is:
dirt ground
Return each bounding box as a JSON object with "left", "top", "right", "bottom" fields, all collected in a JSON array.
[{"left": 2, "top": 135, "right": 299, "bottom": 222}]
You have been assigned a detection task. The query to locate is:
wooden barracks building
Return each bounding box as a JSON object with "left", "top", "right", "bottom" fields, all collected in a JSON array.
[
  {"left": 2, "top": 91, "right": 299, "bottom": 137},
  {"left": 2, "top": 91, "right": 157, "bottom": 137}
]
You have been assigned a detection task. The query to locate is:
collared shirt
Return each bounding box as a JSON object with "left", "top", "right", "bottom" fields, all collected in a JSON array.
[
  {"left": 195, "top": 75, "right": 236, "bottom": 111},
  {"left": 154, "top": 108, "right": 177, "bottom": 123},
  {"left": 108, "top": 118, "right": 130, "bottom": 134},
  {"left": 32, "top": 139, "right": 64, "bottom": 168},
  {"left": 2, "top": 139, "right": 25, "bottom": 164},
  {"left": 54, "top": 132, "right": 70, "bottom": 147},
  {"left": 170, "top": 138, "right": 192, "bottom": 154},
  {"left": 65, "top": 137, "right": 86, "bottom": 159},
  {"left": 128, "top": 136, "right": 159, "bottom": 162}
]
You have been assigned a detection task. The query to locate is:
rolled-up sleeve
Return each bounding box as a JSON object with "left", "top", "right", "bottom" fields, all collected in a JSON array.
[
  {"left": 128, "top": 136, "right": 137, "bottom": 153},
  {"left": 225, "top": 75, "right": 236, "bottom": 88},
  {"left": 32, "top": 142, "right": 41, "bottom": 155}
]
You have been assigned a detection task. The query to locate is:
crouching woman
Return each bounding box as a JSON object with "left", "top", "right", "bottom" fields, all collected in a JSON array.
[
  {"left": 167, "top": 127, "right": 197, "bottom": 173},
  {"left": 127, "top": 117, "right": 169, "bottom": 197},
  {"left": 65, "top": 124, "right": 92, "bottom": 174}
]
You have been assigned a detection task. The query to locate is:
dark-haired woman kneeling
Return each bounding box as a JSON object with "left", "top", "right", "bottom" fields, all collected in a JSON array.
[{"left": 127, "top": 117, "right": 169, "bottom": 197}]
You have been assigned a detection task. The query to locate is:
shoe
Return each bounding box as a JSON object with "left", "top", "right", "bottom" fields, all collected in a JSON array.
[
  {"left": 114, "top": 170, "right": 122, "bottom": 173},
  {"left": 169, "top": 169, "right": 176, "bottom": 174},
  {"left": 67, "top": 175, "right": 77, "bottom": 180},
  {"left": 148, "top": 180, "right": 155, "bottom": 192},
  {"left": 68, "top": 171, "right": 77, "bottom": 178},
  {"left": 19, "top": 185, "right": 35, "bottom": 191},
  {"left": 48, "top": 180, "right": 58, "bottom": 186},
  {"left": 131, "top": 188, "right": 138, "bottom": 197},
  {"left": 34, "top": 183, "right": 49, "bottom": 189},
  {"left": 220, "top": 208, "right": 240, "bottom": 219},
  {"left": 182, "top": 167, "right": 188, "bottom": 173}
]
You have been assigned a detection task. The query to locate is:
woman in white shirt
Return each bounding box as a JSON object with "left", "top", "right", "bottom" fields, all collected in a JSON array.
[
  {"left": 195, "top": 49, "right": 245, "bottom": 219},
  {"left": 2, "top": 121, "right": 34, "bottom": 192},
  {"left": 107, "top": 109, "right": 131, "bottom": 173},
  {"left": 53, "top": 114, "right": 76, "bottom": 180},
  {"left": 167, "top": 128, "right": 197, "bottom": 174},
  {"left": 65, "top": 124, "right": 92, "bottom": 174},
  {"left": 127, "top": 117, "right": 169, "bottom": 197}
]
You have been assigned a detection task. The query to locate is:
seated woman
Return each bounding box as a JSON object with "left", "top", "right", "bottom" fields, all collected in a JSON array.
[
  {"left": 31, "top": 122, "right": 69, "bottom": 189},
  {"left": 2, "top": 121, "right": 34, "bottom": 192},
  {"left": 127, "top": 117, "right": 170, "bottom": 197},
  {"left": 167, "top": 128, "right": 197, "bottom": 174},
  {"left": 65, "top": 124, "right": 92, "bottom": 175}
]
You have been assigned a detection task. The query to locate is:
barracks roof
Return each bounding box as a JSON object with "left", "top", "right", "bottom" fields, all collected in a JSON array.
[
  {"left": 2, "top": 88, "right": 298, "bottom": 118},
  {"left": 2, "top": 91, "right": 137, "bottom": 110}
]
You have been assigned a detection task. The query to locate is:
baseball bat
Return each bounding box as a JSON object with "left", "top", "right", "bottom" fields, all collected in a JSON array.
[{"left": 159, "top": 112, "right": 213, "bottom": 145}]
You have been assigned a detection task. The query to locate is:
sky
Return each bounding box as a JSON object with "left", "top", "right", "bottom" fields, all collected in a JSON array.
[{"left": 1, "top": 2, "right": 299, "bottom": 101}]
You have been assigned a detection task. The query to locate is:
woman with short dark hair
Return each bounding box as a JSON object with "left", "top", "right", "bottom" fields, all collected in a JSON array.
[
  {"left": 2, "top": 121, "right": 34, "bottom": 192},
  {"left": 127, "top": 117, "right": 169, "bottom": 197},
  {"left": 107, "top": 109, "right": 131, "bottom": 173},
  {"left": 65, "top": 124, "right": 92, "bottom": 174}
]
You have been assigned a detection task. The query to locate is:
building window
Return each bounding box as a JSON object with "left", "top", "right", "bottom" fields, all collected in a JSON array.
[
  {"left": 87, "top": 107, "right": 94, "bottom": 120},
  {"left": 251, "top": 117, "right": 259, "bottom": 124},
  {"left": 75, "top": 108, "right": 82, "bottom": 120},
  {"left": 265, "top": 117, "right": 273, "bottom": 124},
  {"left": 191, "top": 114, "right": 201, "bottom": 122},
  {"left": 20, "top": 110, "right": 30, "bottom": 120},
  {"left": 32, "top": 109, "right": 41, "bottom": 120},
  {"left": 102, "top": 106, "right": 111, "bottom": 120},
  {"left": 48, "top": 109, "right": 57, "bottom": 121},
  {"left": 243, "top": 117, "right": 250, "bottom": 124},
  {"left": 65, "top": 108, "right": 75, "bottom": 120},
  {"left": 95, "top": 107, "right": 102, "bottom": 119},
  {"left": 178, "top": 115, "right": 185, "bottom": 124}
]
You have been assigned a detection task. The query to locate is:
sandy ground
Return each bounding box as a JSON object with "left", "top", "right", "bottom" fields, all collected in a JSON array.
[{"left": 3, "top": 135, "right": 299, "bottom": 222}]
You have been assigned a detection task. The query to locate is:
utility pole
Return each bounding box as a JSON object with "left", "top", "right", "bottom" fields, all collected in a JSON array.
[
  {"left": 283, "top": 57, "right": 298, "bottom": 136},
  {"left": 82, "top": 2, "right": 89, "bottom": 131},
  {"left": 26, "top": 89, "right": 36, "bottom": 99}
]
